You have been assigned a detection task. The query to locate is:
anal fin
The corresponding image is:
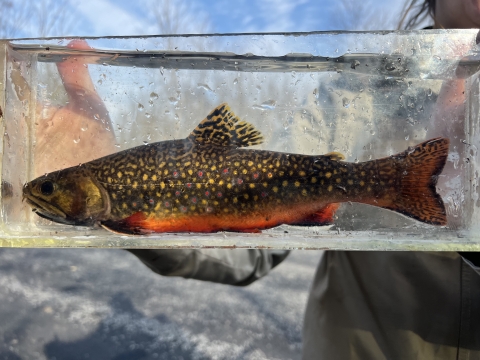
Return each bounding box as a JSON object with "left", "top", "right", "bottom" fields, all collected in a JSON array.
[{"left": 289, "top": 203, "right": 340, "bottom": 226}]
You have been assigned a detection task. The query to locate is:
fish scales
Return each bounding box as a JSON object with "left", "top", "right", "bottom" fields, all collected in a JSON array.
[
  {"left": 23, "top": 103, "right": 450, "bottom": 234},
  {"left": 88, "top": 143, "right": 399, "bottom": 221}
]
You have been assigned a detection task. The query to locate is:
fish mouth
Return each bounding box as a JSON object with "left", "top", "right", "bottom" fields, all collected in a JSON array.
[{"left": 23, "top": 194, "right": 77, "bottom": 226}]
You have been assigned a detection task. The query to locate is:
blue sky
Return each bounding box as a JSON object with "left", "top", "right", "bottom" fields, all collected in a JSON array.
[{"left": 63, "top": 0, "right": 408, "bottom": 37}]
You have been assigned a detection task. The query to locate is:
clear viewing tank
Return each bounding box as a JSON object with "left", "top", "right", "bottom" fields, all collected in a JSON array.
[{"left": 1, "top": 29, "right": 480, "bottom": 250}]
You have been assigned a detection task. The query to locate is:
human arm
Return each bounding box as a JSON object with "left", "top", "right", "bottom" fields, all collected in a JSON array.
[{"left": 127, "top": 249, "right": 290, "bottom": 286}]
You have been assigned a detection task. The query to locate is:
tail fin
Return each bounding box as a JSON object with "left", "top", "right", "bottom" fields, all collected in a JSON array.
[{"left": 387, "top": 137, "right": 449, "bottom": 225}]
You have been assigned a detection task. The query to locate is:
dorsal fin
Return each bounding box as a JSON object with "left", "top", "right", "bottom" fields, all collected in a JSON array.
[
  {"left": 324, "top": 151, "right": 345, "bottom": 161},
  {"left": 188, "top": 103, "right": 264, "bottom": 148}
]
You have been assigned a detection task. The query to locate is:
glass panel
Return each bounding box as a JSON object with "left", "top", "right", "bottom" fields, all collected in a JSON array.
[{"left": 2, "top": 30, "right": 480, "bottom": 249}]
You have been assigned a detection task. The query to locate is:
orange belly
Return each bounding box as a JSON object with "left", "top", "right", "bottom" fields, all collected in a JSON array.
[{"left": 106, "top": 201, "right": 338, "bottom": 234}]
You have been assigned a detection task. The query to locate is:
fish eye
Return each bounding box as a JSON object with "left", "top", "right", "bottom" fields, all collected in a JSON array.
[{"left": 40, "top": 180, "right": 55, "bottom": 196}]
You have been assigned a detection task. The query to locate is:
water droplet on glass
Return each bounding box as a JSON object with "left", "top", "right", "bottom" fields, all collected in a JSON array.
[
  {"left": 73, "top": 137, "right": 80, "bottom": 144},
  {"left": 405, "top": 135, "right": 409, "bottom": 140},
  {"left": 370, "top": 130, "right": 375, "bottom": 135},
  {"left": 233, "top": 78, "right": 238, "bottom": 85},
  {"left": 342, "top": 98, "right": 350, "bottom": 108},
  {"left": 197, "top": 83, "right": 213, "bottom": 92},
  {"left": 160, "top": 66, "right": 164, "bottom": 75},
  {"left": 145, "top": 113, "right": 151, "bottom": 118},
  {"left": 138, "top": 103, "right": 144, "bottom": 111},
  {"left": 150, "top": 92, "right": 158, "bottom": 100},
  {"left": 143, "top": 141, "right": 149, "bottom": 145}
]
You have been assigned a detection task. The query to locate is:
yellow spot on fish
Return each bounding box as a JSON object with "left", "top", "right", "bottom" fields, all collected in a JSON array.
[
  {"left": 336, "top": 178, "right": 341, "bottom": 183},
  {"left": 184, "top": 161, "right": 191, "bottom": 167},
  {"left": 257, "top": 164, "right": 262, "bottom": 168},
  {"left": 234, "top": 161, "right": 240, "bottom": 166},
  {"left": 233, "top": 197, "right": 238, "bottom": 203},
  {"left": 273, "top": 186, "right": 279, "bottom": 193},
  {"left": 154, "top": 203, "right": 161, "bottom": 211},
  {"left": 333, "top": 170, "right": 337, "bottom": 175},
  {"left": 360, "top": 181, "right": 365, "bottom": 186},
  {"left": 254, "top": 195, "right": 258, "bottom": 201},
  {"left": 122, "top": 203, "right": 127, "bottom": 209},
  {"left": 325, "top": 172, "right": 332, "bottom": 178},
  {"left": 282, "top": 180, "right": 288, "bottom": 187},
  {"left": 196, "top": 183, "right": 202, "bottom": 189},
  {"left": 160, "top": 182, "right": 165, "bottom": 189},
  {"left": 244, "top": 194, "right": 249, "bottom": 200},
  {"left": 214, "top": 201, "right": 219, "bottom": 206},
  {"left": 242, "top": 169, "right": 248, "bottom": 175},
  {"left": 348, "top": 179, "right": 353, "bottom": 185},
  {"left": 108, "top": 177, "right": 112, "bottom": 183},
  {"left": 117, "top": 172, "right": 123, "bottom": 178},
  {"left": 301, "top": 189, "right": 307, "bottom": 196},
  {"left": 328, "top": 185, "right": 333, "bottom": 192},
  {"left": 249, "top": 183, "right": 255, "bottom": 189},
  {"left": 188, "top": 169, "right": 193, "bottom": 175},
  {"left": 248, "top": 161, "right": 253, "bottom": 167},
  {"left": 151, "top": 174, "right": 157, "bottom": 181},
  {"left": 311, "top": 178, "right": 317, "bottom": 184},
  {"left": 224, "top": 208, "right": 229, "bottom": 213},
  {"left": 294, "top": 181, "right": 300, "bottom": 187},
  {"left": 132, "top": 181, "right": 138, "bottom": 189},
  {"left": 299, "top": 171, "right": 306, "bottom": 177},
  {"left": 112, "top": 193, "right": 117, "bottom": 200},
  {"left": 263, "top": 182, "right": 268, "bottom": 188},
  {"left": 164, "top": 170, "right": 168, "bottom": 175},
  {"left": 211, "top": 165, "right": 217, "bottom": 171},
  {"left": 367, "top": 186, "right": 372, "bottom": 192},
  {"left": 219, "top": 180, "right": 224, "bottom": 186},
  {"left": 227, "top": 183, "right": 232, "bottom": 189},
  {"left": 209, "top": 179, "right": 215, "bottom": 184},
  {"left": 361, "top": 171, "right": 365, "bottom": 176}
]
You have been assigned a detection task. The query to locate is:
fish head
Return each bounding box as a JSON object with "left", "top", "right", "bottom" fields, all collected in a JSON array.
[{"left": 23, "top": 167, "right": 110, "bottom": 226}]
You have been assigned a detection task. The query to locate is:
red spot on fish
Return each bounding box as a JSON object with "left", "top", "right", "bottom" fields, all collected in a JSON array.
[
  {"left": 237, "top": 178, "right": 243, "bottom": 185},
  {"left": 205, "top": 190, "right": 210, "bottom": 196},
  {"left": 165, "top": 201, "right": 170, "bottom": 207},
  {"left": 186, "top": 183, "right": 192, "bottom": 188},
  {"left": 149, "top": 199, "right": 154, "bottom": 204},
  {"left": 191, "top": 197, "right": 197, "bottom": 204},
  {"left": 175, "top": 190, "right": 181, "bottom": 197},
  {"left": 222, "top": 168, "right": 229, "bottom": 174},
  {"left": 217, "top": 192, "right": 223, "bottom": 198},
  {"left": 206, "top": 206, "right": 213, "bottom": 213},
  {"left": 253, "top": 172, "right": 259, "bottom": 180},
  {"left": 180, "top": 206, "right": 187, "bottom": 212},
  {"left": 261, "top": 192, "right": 268, "bottom": 198},
  {"left": 198, "top": 171, "right": 204, "bottom": 178},
  {"left": 173, "top": 171, "right": 179, "bottom": 178}
]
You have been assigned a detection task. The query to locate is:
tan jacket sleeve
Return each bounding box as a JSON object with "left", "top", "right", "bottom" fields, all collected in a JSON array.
[{"left": 127, "top": 249, "right": 290, "bottom": 286}]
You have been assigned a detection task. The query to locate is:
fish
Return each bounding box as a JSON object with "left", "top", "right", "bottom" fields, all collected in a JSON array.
[{"left": 22, "top": 103, "right": 450, "bottom": 235}]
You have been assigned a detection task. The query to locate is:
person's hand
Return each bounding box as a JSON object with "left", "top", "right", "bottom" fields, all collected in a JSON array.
[{"left": 33, "top": 39, "right": 116, "bottom": 176}]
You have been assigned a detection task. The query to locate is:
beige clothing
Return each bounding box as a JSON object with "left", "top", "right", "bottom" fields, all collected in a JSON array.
[{"left": 129, "top": 249, "right": 480, "bottom": 359}]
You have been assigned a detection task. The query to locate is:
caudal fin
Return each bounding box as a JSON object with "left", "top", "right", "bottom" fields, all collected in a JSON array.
[{"left": 387, "top": 137, "right": 449, "bottom": 225}]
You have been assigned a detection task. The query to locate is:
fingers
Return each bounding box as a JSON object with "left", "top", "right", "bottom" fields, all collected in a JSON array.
[{"left": 56, "top": 39, "right": 97, "bottom": 99}]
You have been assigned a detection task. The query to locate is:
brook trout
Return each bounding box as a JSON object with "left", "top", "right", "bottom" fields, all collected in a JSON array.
[{"left": 23, "top": 103, "right": 449, "bottom": 234}]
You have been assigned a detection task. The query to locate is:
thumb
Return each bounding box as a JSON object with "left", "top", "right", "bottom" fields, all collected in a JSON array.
[{"left": 56, "top": 39, "right": 97, "bottom": 99}]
